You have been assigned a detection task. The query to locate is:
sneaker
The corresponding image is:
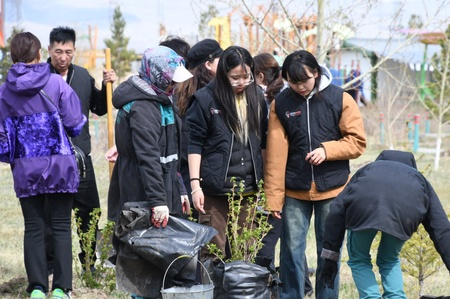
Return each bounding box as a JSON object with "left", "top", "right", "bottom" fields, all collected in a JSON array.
[
  {"left": 30, "top": 288, "right": 46, "bottom": 299},
  {"left": 51, "top": 288, "right": 71, "bottom": 299}
]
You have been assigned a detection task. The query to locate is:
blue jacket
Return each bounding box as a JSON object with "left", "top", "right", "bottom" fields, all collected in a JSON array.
[{"left": 0, "top": 62, "right": 86, "bottom": 198}]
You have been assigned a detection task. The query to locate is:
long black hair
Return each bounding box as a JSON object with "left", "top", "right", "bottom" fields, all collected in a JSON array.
[
  {"left": 214, "top": 46, "right": 261, "bottom": 137},
  {"left": 282, "top": 50, "right": 322, "bottom": 91}
]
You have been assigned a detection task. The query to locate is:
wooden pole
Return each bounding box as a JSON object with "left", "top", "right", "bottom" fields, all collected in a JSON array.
[{"left": 105, "top": 48, "right": 114, "bottom": 178}]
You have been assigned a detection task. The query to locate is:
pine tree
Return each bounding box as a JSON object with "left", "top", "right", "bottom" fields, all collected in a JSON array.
[
  {"left": 104, "top": 6, "right": 136, "bottom": 82},
  {"left": 400, "top": 224, "right": 444, "bottom": 297},
  {"left": 0, "top": 27, "right": 24, "bottom": 84}
]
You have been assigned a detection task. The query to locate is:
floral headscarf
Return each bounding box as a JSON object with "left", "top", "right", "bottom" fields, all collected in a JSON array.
[{"left": 138, "top": 46, "right": 186, "bottom": 95}]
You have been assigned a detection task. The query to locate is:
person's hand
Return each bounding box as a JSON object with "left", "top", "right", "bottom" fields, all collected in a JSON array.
[
  {"left": 305, "top": 146, "right": 326, "bottom": 166},
  {"left": 151, "top": 205, "right": 169, "bottom": 228},
  {"left": 192, "top": 189, "right": 205, "bottom": 214},
  {"left": 103, "top": 69, "right": 117, "bottom": 84},
  {"left": 318, "top": 259, "right": 338, "bottom": 289},
  {"left": 272, "top": 211, "right": 282, "bottom": 219},
  {"left": 181, "top": 195, "right": 190, "bottom": 214},
  {"left": 105, "top": 145, "right": 118, "bottom": 163}
]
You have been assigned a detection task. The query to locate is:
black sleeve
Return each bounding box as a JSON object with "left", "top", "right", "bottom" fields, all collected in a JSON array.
[
  {"left": 322, "top": 190, "right": 347, "bottom": 253},
  {"left": 186, "top": 96, "right": 210, "bottom": 155},
  {"left": 130, "top": 101, "right": 167, "bottom": 207},
  {"left": 89, "top": 76, "right": 108, "bottom": 116},
  {"left": 260, "top": 97, "right": 268, "bottom": 149},
  {"left": 322, "top": 166, "right": 366, "bottom": 253},
  {"left": 422, "top": 179, "right": 450, "bottom": 272}
]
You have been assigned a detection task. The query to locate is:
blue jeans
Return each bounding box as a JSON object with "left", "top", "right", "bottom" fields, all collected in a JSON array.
[
  {"left": 347, "top": 230, "right": 406, "bottom": 299},
  {"left": 280, "top": 196, "right": 339, "bottom": 299}
]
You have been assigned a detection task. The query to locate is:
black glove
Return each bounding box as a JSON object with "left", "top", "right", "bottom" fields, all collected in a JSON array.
[{"left": 318, "top": 259, "right": 338, "bottom": 289}]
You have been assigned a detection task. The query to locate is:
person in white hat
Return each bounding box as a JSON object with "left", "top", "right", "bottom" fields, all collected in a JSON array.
[{"left": 107, "top": 45, "right": 193, "bottom": 299}]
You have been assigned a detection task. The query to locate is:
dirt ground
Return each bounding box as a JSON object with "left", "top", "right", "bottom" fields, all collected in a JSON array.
[{"left": 0, "top": 276, "right": 116, "bottom": 299}]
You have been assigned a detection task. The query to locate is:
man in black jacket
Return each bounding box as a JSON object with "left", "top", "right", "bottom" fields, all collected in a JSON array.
[
  {"left": 46, "top": 26, "right": 116, "bottom": 272},
  {"left": 318, "top": 150, "right": 450, "bottom": 299}
]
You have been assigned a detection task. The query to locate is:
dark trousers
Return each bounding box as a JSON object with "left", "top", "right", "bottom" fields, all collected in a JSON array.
[
  {"left": 47, "top": 156, "right": 100, "bottom": 270},
  {"left": 198, "top": 194, "right": 255, "bottom": 261},
  {"left": 256, "top": 214, "right": 314, "bottom": 295},
  {"left": 73, "top": 155, "right": 101, "bottom": 267},
  {"left": 20, "top": 193, "right": 73, "bottom": 293}
]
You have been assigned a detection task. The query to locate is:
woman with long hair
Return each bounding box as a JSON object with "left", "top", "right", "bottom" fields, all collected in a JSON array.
[
  {"left": 174, "top": 39, "right": 222, "bottom": 208},
  {"left": 187, "top": 46, "right": 268, "bottom": 260}
]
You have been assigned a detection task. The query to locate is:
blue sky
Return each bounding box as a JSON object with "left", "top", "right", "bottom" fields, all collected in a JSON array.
[
  {"left": 4, "top": 0, "right": 203, "bottom": 53},
  {"left": 3, "top": 0, "right": 449, "bottom": 55}
]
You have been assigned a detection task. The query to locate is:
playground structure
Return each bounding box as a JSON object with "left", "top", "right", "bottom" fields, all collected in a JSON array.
[
  {"left": 417, "top": 31, "right": 447, "bottom": 101},
  {"left": 208, "top": 4, "right": 317, "bottom": 55}
]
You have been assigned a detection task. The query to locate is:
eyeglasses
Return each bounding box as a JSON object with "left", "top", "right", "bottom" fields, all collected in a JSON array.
[{"left": 229, "top": 72, "right": 254, "bottom": 87}]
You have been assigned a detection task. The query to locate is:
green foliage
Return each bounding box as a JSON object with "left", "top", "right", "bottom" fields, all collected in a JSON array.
[
  {"left": 0, "top": 27, "right": 24, "bottom": 83},
  {"left": 104, "top": 6, "right": 137, "bottom": 82},
  {"left": 74, "top": 208, "right": 116, "bottom": 291},
  {"left": 424, "top": 24, "right": 450, "bottom": 123},
  {"left": 400, "top": 224, "right": 443, "bottom": 296},
  {"left": 207, "top": 178, "right": 272, "bottom": 263}
]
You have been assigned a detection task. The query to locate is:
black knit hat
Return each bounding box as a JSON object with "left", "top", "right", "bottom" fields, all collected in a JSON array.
[{"left": 186, "top": 39, "right": 223, "bottom": 69}]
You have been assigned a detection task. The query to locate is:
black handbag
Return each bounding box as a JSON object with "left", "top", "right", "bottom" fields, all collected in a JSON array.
[{"left": 40, "top": 89, "right": 87, "bottom": 178}]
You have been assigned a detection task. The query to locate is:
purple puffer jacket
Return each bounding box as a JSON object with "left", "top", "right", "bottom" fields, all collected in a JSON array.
[{"left": 0, "top": 62, "right": 86, "bottom": 198}]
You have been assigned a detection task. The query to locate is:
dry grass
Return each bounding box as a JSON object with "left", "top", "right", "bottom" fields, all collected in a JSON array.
[{"left": 0, "top": 112, "right": 449, "bottom": 298}]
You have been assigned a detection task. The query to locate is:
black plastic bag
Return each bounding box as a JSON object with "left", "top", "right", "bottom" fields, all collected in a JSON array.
[
  {"left": 205, "top": 260, "right": 270, "bottom": 299},
  {"left": 116, "top": 201, "right": 217, "bottom": 279}
]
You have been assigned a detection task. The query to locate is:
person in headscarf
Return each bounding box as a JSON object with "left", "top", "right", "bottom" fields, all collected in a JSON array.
[
  {"left": 318, "top": 150, "right": 450, "bottom": 299},
  {"left": 107, "top": 45, "right": 193, "bottom": 299}
]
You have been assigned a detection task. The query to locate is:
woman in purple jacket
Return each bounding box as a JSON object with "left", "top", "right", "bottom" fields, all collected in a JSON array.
[{"left": 0, "top": 32, "right": 86, "bottom": 299}]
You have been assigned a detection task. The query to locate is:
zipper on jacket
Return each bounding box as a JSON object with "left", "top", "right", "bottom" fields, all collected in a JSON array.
[
  {"left": 248, "top": 137, "right": 259, "bottom": 188},
  {"left": 224, "top": 133, "right": 234, "bottom": 182},
  {"left": 306, "top": 98, "right": 315, "bottom": 181},
  {"left": 68, "top": 69, "right": 74, "bottom": 86}
]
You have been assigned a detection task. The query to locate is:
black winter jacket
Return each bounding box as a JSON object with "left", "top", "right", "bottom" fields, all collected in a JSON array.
[
  {"left": 187, "top": 81, "right": 268, "bottom": 195},
  {"left": 107, "top": 75, "right": 182, "bottom": 221},
  {"left": 48, "top": 60, "right": 107, "bottom": 155}
]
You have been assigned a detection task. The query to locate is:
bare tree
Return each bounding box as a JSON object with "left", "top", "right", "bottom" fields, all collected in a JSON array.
[
  {"left": 192, "top": 0, "right": 449, "bottom": 85},
  {"left": 375, "top": 62, "right": 418, "bottom": 148},
  {"left": 422, "top": 25, "right": 450, "bottom": 170}
]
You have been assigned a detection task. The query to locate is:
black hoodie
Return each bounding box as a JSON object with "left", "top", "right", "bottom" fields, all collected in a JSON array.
[{"left": 321, "top": 150, "right": 450, "bottom": 272}]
